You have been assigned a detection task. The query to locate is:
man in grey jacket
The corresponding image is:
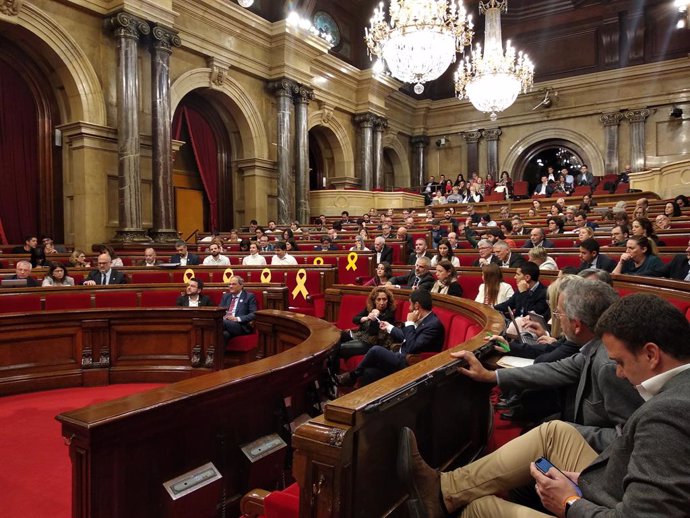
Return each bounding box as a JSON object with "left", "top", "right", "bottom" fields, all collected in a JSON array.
[{"left": 397, "top": 293, "right": 690, "bottom": 518}]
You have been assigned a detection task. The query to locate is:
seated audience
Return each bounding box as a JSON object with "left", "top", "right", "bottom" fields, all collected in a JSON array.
[
  {"left": 528, "top": 246, "right": 558, "bottom": 271},
  {"left": 398, "top": 293, "right": 687, "bottom": 518},
  {"left": 7, "top": 260, "right": 40, "bottom": 287},
  {"left": 609, "top": 224, "right": 629, "bottom": 247},
  {"left": 242, "top": 242, "right": 267, "bottom": 265},
  {"left": 430, "top": 219, "right": 448, "bottom": 249},
  {"left": 387, "top": 257, "right": 434, "bottom": 291},
  {"left": 42, "top": 262, "right": 75, "bottom": 287},
  {"left": 83, "top": 253, "right": 127, "bottom": 285},
  {"left": 472, "top": 239, "right": 495, "bottom": 267},
  {"left": 674, "top": 194, "right": 689, "bottom": 208},
  {"left": 575, "top": 225, "right": 594, "bottom": 245},
  {"left": 68, "top": 249, "right": 90, "bottom": 268},
  {"left": 271, "top": 242, "right": 298, "bottom": 265},
  {"left": 613, "top": 235, "right": 665, "bottom": 277},
  {"left": 408, "top": 238, "right": 433, "bottom": 265},
  {"left": 522, "top": 227, "right": 554, "bottom": 249},
  {"left": 176, "top": 278, "right": 213, "bottom": 307},
  {"left": 654, "top": 214, "right": 672, "bottom": 232},
  {"left": 631, "top": 217, "right": 665, "bottom": 247},
  {"left": 42, "top": 239, "right": 59, "bottom": 256},
  {"left": 170, "top": 240, "right": 200, "bottom": 265},
  {"left": 336, "top": 290, "right": 444, "bottom": 387},
  {"left": 316, "top": 236, "right": 338, "bottom": 251},
  {"left": 662, "top": 238, "right": 690, "bottom": 281},
  {"left": 546, "top": 216, "right": 564, "bottom": 235},
  {"left": 220, "top": 276, "right": 257, "bottom": 340},
  {"left": 139, "top": 247, "right": 161, "bottom": 267},
  {"left": 475, "top": 263, "right": 514, "bottom": 306},
  {"left": 98, "top": 244, "right": 123, "bottom": 267},
  {"left": 350, "top": 235, "right": 369, "bottom": 251},
  {"left": 364, "top": 262, "right": 393, "bottom": 287},
  {"left": 431, "top": 239, "right": 460, "bottom": 267},
  {"left": 495, "top": 261, "right": 550, "bottom": 320},
  {"left": 665, "top": 200, "right": 682, "bottom": 217},
  {"left": 430, "top": 260, "right": 463, "bottom": 296},
  {"left": 493, "top": 240, "right": 526, "bottom": 269},
  {"left": 578, "top": 238, "right": 616, "bottom": 272},
  {"left": 203, "top": 243, "right": 230, "bottom": 265}
]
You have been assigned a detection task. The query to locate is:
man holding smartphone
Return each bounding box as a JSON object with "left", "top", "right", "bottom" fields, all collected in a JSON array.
[{"left": 398, "top": 293, "right": 690, "bottom": 518}]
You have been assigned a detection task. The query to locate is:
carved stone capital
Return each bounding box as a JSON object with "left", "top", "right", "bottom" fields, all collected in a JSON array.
[
  {"left": 483, "top": 128, "right": 502, "bottom": 141},
  {"left": 600, "top": 112, "right": 624, "bottom": 127},
  {"left": 0, "top": 0, "right": 23, "bottom": 16},
  {"left": 104, "top": 11, "right": 150, "bottom": 41},
  {"left": 410, "top": 135, "right": 430, "bottom": 148},
  {"left": 267, "top": 78, "right": 299, "bottom": 99},
  {"left": 374, "top": 116, "right": 389, "bottom": 132},
  {"left": 463, "top": 130, "right": 483, "bottom": 144},
  {"left": 353, "top": 113, "right": 378, "bottom": 128},
  {"left": 111, "top": 229, "right": 153, "bottom": 243},
  {"left": 151, "top": 24, "right": 181, "bottom": 53},
  {"left": 294, "top": 85, "right": 315, "bottom": 104},
  {"left": 624, "top": 109, "right": 651, "bottom": 124}
]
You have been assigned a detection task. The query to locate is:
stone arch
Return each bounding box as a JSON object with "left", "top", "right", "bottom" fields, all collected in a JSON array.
[
  {"left": 171, "top": 69, "right": 269, "bottom": 160},
  {"left": 382, "top": 133, "right": 411, "bottom": 187},
  {"left": 502, "top": 127, "right": 605, "bottom": 179},
  {"left": 4, "top": 2, "right": 107, "bottom": 124},
  {"left": 308, "top": 110, "right": 355, "bottom": 179}
]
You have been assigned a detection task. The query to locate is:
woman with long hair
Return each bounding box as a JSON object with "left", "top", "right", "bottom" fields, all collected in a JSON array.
[
  {"left": 42, "top": 262, "right": 75, "bottom": 287},
  {"left": 68, "top": 249, "right": 90, "bottom": 268},
  {"left": 431, "top": 239, "right": 460, "bottom": 267},
  {"left": 454, "top": 173, "right": 466, "bottom": 186},
  {"left": 631, "top": 217, "right": 665, "bottom": 247},
  {"left": 613, "top": 235, "right": 665, "bottom": 277},
  {"left": 350, "top": 235, "right": 370, "bottom": 251},
  {"left": 664, "top": 201, "right": 682, "bottom": 217},
  {"left": 430, "top": 260, "right": 463, "bottom": 296},
  {"left": 364, "top": 262, "right": 393, "bottom": 287},
  {"left": 475, "top": 263, "right": 514, "bottom": 306}
]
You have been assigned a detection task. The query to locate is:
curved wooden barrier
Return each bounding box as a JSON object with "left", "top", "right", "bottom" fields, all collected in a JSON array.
[{"left": 57, "top": 310, "right": 341, "bottom": 518}]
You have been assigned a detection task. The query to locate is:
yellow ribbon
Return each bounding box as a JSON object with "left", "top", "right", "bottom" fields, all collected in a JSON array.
[
  {"left": 183, "top": 269, "right": 195, "bottom": 284},
  {"left": 291, "top": 268, "right": 309, "bottom": 300},
  {"left": 260, "top": 268, "right": 272, "bottom": 283},
  {"left": 222, "top": 268, "right": 234, "bottom": 283},
  {"left": 346, "top": 252, "right": 358, "bottom": 271},
  {"left": 313, "top": 257, "right": 324, "bottom": 265}
]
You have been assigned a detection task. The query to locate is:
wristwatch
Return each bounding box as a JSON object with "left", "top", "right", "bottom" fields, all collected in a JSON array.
[{"left": 564, "top": 495, "right": 581, "bottom": 516}]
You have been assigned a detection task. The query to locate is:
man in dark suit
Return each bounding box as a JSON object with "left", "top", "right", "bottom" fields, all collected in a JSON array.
[
  {"left": 495, "top": 262, "right": 549, "bottom": 320},
  {"left": 336, "top": 290, "right": 444, "bottom": 387},
  {"left": 576, "top": 164, "right": 595, "bottom": 186},
  {"left": 396, "top": 226, "right": 414, "bottom": 256},
  {"left": 471, "top": 239, "right": 496, "bottom": 267},
  {"left": 397, "top": 293, "right": 687, "bottom": 518},
  {"left": 388, "top": 257, "right": 434, "bottom": 291},
  {"left": 492, "top": 240, "right": 526, "bottom": 269},
  {"left": 83, "top": 253, "right": 127, "bottom": 285},
  {"left": 430, "top": 219, "right": 448, "bottom": 249},
  {"left": 533, "top": 175, "right": 553, "bottom": 196},
  {"left": 407, "top": 238, "right": 433, "bottom": 265},
  {"left": 7, "top": 260, "right": 40, "bottom": 287},
  {"left": 578, "top": 238, "right": 617, "bottom": 273},
  {"left": 522, "top": 227, "right": 555, "bottom": 249},
  {"left": 373, "top": 237, "right": 393, "bottom": 265},
  {"left": 219, "top": 275, "right": 257, "bottom": 340},
  {"left": 169, "top": 240, "right": 200, "bottom": 266},
  {"left": 138, "top": 247, "right": 163, "bottom": 267},
  {"left": 176, "top": 278, "right": 213, "bottom": 307},
  {"left": 663, "top": 239, "right": 690, "bottom": 281}
]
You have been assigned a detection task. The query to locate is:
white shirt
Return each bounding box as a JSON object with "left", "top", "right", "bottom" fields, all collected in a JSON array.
[
  {"left": 188, "top": 297, "right": 200, "bottom": 307},
  {"left": 271, "top": 253, "right": 298, "bottom": 265},
  {"left": 475, "top": 282, "right": 514, "bottom": 305},
  {"left": 636, "top": 364, "right": 690, "bottom": 402},
  {"left": 242, "top": 254, "right": 267, "bottom": 266},
  {"left": 431, "top": 255, "right": 460, "bottom": 267},
  {"left": 538, "top": 256, "right": 559, "bottom": 270},
  {"left": 203, "top": 254, "right": 230, "bottom": 265}
]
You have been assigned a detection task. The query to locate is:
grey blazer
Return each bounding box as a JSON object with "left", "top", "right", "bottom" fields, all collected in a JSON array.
[
  {"left": 572, "top": 368, "right": 690, "bottom": 517},
  {"left": 498, "top": 339, "right": 643, "bottom": 451}
]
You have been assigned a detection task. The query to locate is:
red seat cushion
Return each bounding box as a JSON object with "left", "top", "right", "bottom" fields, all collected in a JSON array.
[
  {"left": 226, "top": 332, "right": 258, "bottom": 352},
  {"left": 44, "top": 293, "right": 92, "bottom": 310},
  {"left": 0, "top": 294, "right": 42, "bottom": 313},
  {"left": 446, "top": 314, "right": 472, "bottom": 350},
  {"left": 264, "top": 482, "right": 299, "bottom": 518},
  {"left": 130, "top": 271, "right": 170, "bottom": 283},
  {"left": 459, "top": 275, "right": 483, "bottom": 301},
  {"left": 94, "top": 291, "right": 139, "bottom": 308},
  {"left": 336, "top": 294, "right": 367, "bottom": 329},
  {"left": 140, "top": 290, "right": 178, "bottom": 307}
]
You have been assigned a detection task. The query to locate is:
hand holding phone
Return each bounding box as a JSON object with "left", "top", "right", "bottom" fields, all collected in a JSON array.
[{"left": 534, "top": 457, "right": 582, "bottom": 497}]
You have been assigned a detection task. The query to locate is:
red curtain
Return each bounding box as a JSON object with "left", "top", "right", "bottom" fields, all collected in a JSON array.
[
  {"left": 172, "top": 106, "right": 219, "bottom": 231},
  {"left": 0, "top": 63, "right": 39, "bottom": 244}
]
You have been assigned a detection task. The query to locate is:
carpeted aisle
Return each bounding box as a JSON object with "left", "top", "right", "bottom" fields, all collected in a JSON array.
[{"left": 0, "top": 384, "right": 163, "bottom": 518}]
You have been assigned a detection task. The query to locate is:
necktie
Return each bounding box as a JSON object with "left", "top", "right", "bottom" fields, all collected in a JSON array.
[
  {"left": 101, "top": 273, "right": 106, "bottom": 285},
  {"left": 412, "top": 277, "right": 419, "bottom": 289},
  {"left": 226, "top": 296, "right": 238, "bottom": 316}
]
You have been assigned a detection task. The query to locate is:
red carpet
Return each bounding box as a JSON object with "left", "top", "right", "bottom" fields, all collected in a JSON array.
[{"left": 0, "top": 384, "right": 163, "bottom": 518}]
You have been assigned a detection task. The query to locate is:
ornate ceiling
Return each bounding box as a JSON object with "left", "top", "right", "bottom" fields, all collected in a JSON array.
[{"left": 244, "top": 0, "right": 690, "bottom": 99}]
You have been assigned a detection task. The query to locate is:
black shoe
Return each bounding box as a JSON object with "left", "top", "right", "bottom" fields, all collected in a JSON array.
[
  {"left": 500, "top": 407, "right": 525, "bottom": 421},
  {"left": 335, "top": 372, "right": 356, "bottom": 387},
  {"left": 496, "top": 394, "right": 521, "bottom": 410},
  {"left": 397, "top": 427, "right": 448, "bottom": 518}
]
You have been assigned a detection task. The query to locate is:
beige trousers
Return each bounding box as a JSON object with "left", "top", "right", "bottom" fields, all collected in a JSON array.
[{"left": 440, "top": 421, "right": 599, "bottom": 517}]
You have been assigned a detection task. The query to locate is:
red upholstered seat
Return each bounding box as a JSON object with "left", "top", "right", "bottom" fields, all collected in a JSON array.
[
  {"left": 336, "top": 294, "right": 367, "bottom": 329},
  {"left": 140, "top": 290, "right": 178, "bottom": 307},
  {"left": 459, "top": 275, "right": 483, "bottom": 301},
  {"left": 511, "top": 181, "right": 528, "bottom": 199},
  {"left": 171, "top": 270, "right": 211, "bottom": 283},
  {"left": 226, "top": 333, "right": 258, "bottom": 352},
  {"left": 94, "top": 291, "right": 138, "bottom": 308},
  {"left": 203, "top": 288, "right": 224, "bottom": 305},
  {"left": 44, "top": 293, "right": 92, "bottom": 310},
  {"left": 130, "top": 271, "right": 170, "bottom": 283},
  {"left": 0, "top": 294, "right": 42, "bottom": 313},
  {"left": 262, "top": 482, "right": 299, "bottom": 518},
  {"left": 572, "top": 185, "right": 592, "bottom": 196}
]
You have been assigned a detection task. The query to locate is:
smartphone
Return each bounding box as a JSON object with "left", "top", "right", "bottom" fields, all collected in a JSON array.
[
  {"left": 528, "top": 311, "right": 548, "bottom": 330},
  {"left": 534, "top": 457, "right": 582, "bottom": 496}
]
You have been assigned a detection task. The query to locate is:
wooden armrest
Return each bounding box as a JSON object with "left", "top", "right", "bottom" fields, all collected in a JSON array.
[{"left": 240, "top": 488, "right": 271, "bottom": 517}]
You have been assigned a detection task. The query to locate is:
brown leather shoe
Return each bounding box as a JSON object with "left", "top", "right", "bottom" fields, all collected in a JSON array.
[
  {"left": 397, "top": 427, "right": 447, "bottom": 518},
  {"left": 335, "top": 372, "right": 356, "bottom": 387}
]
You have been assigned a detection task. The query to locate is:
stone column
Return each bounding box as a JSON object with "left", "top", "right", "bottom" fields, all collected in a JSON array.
[
  {"left": 600, "top": 112, "right": 624, "bottom": 174},
  {"left": 105, "top": 12, "right": 151, "bottom": 242},
  {"left": 483, "top": 128, "right": 502, "bottom": 178},
  {"left": 463, "top": 130, "right": 482, "bottom": 175},
  {"left": 373, "top": 117, "right": 388, "bottom": 189},
  {"left": 354, "top": 113, "right": 376, "bottom": 191},
  {"left": 149, "top": 25, "right": 181, "bottom": 242},
  {"left": 410, "top": 136, "right": 429, "bottom": 189},
  {"left": 267, "top": 79, "right": 298, "bottom": 224},
  {"left": 294, "top": 85, "right": 314, "bottom": 226},
  {"left": 624, "top": 109, "right": 650, "bottom": 172}
]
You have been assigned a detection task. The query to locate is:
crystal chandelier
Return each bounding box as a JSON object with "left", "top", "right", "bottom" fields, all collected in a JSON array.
[
  {"left": 675, "top": 0, "right": 690, "bottom": 28},
  {"left": 454, "top": 0, "right": 533, "bottom": 121},
  {"left": 365, "top": 0, "right": 474, "bottom": 94}
]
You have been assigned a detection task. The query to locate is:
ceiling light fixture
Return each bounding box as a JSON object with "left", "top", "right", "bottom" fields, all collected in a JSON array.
[
  {"left": 454, "top": 0, "right": 534, "bottom": 121},
  {"left": 237, "top": 0, "right": 254, "bottom": 8},
  {"left": 365, "top": 0, "right": 474, "bottom": 94}
]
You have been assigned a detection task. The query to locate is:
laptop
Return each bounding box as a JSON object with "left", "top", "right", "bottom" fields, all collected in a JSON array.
[
  {"left": 1, "top": 278, "right": 28, "bottom": 288},
  {"left": 507, "top": 307, "right": 539, "bottom": 346}
]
